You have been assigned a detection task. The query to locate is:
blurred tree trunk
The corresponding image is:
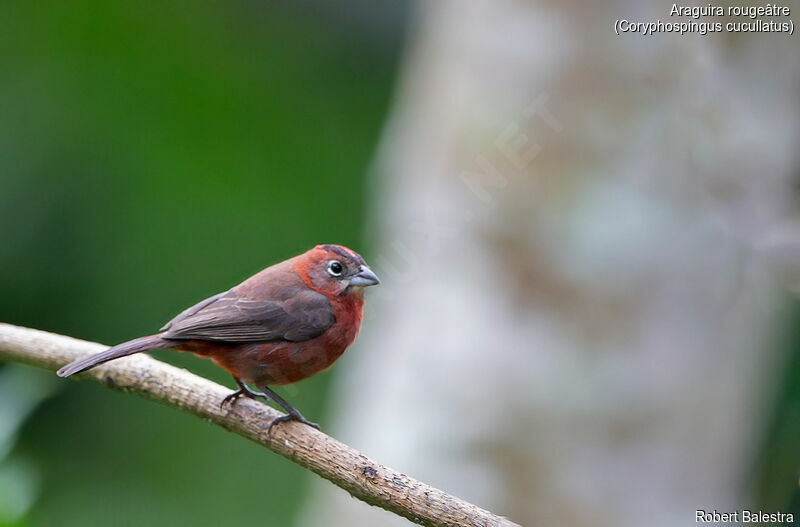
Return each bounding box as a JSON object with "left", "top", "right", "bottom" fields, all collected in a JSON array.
[{"left": 302, "top": 1, "right": 800, "bottom": 526}]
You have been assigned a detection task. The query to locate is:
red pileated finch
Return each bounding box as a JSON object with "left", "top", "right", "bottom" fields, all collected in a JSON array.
[{"left": 57, "top": 244, "right": 380, "bottom": 430}]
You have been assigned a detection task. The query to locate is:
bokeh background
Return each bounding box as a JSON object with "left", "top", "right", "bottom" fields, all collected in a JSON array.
[
  {"left": 1, "top": 1, "right": 800, "bottom": 526},
  {"left": 0, "top": 1, "right": 406, "bottom": 526}
]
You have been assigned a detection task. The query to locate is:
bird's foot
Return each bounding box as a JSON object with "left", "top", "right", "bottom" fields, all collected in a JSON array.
[
  {"left": 264, "top": 410, "right": 321, "bottom": 434},
  {"left": 255, "top": 385, "right": 320, "bottom": 433},
  {"left": 220, "top": 385, "right": 270, "bottom": 409}
]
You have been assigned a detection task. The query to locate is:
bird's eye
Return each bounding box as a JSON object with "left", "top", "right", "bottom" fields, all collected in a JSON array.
[{"left": 327, "top": 261, "right": 343, "bottom": 277}]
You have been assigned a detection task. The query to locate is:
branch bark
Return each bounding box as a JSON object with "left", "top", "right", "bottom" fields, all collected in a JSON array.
[{"left": 0, "top": 323, "right": 519, "bottom": 527}]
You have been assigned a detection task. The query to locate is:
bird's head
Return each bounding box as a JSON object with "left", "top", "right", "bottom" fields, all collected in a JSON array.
[{"left": 294, "top": 244, "right": 380, "bottom": 297}]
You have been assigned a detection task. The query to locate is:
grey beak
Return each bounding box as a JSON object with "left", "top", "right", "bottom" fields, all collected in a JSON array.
[{"left": 350, "top": 265, "right": 380, "bottom": 287}]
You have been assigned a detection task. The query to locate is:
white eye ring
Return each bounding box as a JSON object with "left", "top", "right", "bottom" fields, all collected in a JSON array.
[{"left": 327, "top": 260, "right": 344, "bottom": 277}]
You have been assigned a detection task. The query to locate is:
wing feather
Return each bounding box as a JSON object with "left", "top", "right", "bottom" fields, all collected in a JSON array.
[{"left": 162, "top": 289, "right": 335, "bottom": 342}]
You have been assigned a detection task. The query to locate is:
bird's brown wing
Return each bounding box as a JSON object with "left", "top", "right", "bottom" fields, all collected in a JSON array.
[
  {"left": 161, "top": 289, "right": 335, "bottom": 343},
  {"left": 159, "top": 290, "right": 230, "bottom": 332}
]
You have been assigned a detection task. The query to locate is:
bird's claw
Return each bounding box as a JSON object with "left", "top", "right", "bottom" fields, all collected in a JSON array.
[
  {"left": 220, "top": 390, "right": 243, "bottom": 408},
  {"left": 220, "top": 387, "right": 270, "bottom": 409},
  {"left": 264, "top": 412, "right": 320, "bottom": 434}
]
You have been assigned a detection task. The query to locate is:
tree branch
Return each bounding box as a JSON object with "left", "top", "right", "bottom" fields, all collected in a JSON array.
[{"left": 0, "top": 323, "right": 519, "bottom": 527}]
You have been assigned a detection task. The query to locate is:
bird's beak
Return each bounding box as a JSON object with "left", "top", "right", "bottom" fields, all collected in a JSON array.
[{"left": 349, "top": 265, "right": 380, "bottom": 287}]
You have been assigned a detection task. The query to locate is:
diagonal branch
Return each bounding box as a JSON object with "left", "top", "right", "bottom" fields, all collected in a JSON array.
[{"left": 0, "top": 323, "right": 519, "bottom": 527}]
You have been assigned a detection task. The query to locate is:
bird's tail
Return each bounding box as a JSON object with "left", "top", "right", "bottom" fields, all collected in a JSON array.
[{"left": 57, "top": 334, "right": 168, "bottom": 378}]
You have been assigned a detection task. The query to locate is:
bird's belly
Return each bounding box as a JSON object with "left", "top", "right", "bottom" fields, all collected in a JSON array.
[
  {"left": 247, "top": 338, "right": 348, "bottom": 385},
  {"left": 175, "top": 337, "right": 350, "bottom": 386}
]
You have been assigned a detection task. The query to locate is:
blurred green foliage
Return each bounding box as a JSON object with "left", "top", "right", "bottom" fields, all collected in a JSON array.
[
  {"left": 754, "top": 302, "right": 800, "bottom": 518},
  {"left": 0, "top": 2, "right": 402, "bottom": 525}
]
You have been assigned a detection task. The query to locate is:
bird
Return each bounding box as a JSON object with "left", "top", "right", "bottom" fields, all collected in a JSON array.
[{"left": 57, "top": 244, "right": 380, "bottom": 431}]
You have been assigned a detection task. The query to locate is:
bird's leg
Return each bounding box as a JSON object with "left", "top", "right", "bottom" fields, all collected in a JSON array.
[
  {"left": 220, "top": 377, "right": 270, "bottom": 408},
  {"left": 258, "top": 386, "right": 321, "bottom": 432}
]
